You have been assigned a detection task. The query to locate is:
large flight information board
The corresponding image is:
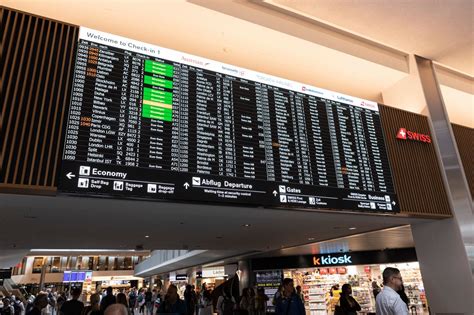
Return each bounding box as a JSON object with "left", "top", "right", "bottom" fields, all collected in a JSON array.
[{"left": 59, "top": 27, "right": 399, "bottom": 212}]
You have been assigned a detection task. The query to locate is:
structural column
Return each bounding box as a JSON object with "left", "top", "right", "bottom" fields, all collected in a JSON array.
[{"left": 409, "top": 56, "right": 473, "bottom": 314}]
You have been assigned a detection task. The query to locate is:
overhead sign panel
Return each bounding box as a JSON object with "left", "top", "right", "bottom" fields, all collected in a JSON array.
[{"left": 59, "top": 27, "right": 399, "bottom": 213}]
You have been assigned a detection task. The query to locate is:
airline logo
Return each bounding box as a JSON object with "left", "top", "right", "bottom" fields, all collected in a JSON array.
[
  {"left": 396, "top": 128, "right": 407, "bottom": 140},
  {"left": 313, "top": 254, "right": 352, "bottom": 266},
  {"left": 396, "top": 128, "right": 431, "bottom": 143}
]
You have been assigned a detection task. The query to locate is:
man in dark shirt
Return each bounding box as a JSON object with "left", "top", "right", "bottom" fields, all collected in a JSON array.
[
  {"left": 100, "top": 287, "right": 116, "bottom": 312},
  {"left": 275, "top": 278, "right": 305, "bottom": 315},
  {"left": 60, "top": 288, "right": 84, "bottom": 315},
  {"left": 157, "top": 285, "right": 187, "bottom": 315},
  {"left": 26, "top": 294, "right": 48, "bottom": 315},
  {"left": 2, "top": 298, "right": 15, "bottom": 315}
]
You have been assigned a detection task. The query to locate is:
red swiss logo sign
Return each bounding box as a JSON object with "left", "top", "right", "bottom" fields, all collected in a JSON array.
[
  {"left": 396, "top": 128, "right": 407, "bottom": 140},
  {"left": 396, "top": 128, "right": 431, "bottom": 143}
]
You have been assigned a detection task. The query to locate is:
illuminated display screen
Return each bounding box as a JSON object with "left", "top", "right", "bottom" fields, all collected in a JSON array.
[{"left": 59, "top": 27, "right": 398, "bottom": 213}]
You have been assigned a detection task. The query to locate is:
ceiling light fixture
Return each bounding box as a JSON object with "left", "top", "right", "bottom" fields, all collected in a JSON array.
[
  {"left": 243, "top": 224, "right": 251, "bottom": 227},
  {"left": 145, "top": 235, "right": 150, "bottom": 238},
  {"left": 308, "top": 237, "right": 315, "bottom": 241},
  {"left": 349, "top": 227, "right": 357, "bottom": 230}
]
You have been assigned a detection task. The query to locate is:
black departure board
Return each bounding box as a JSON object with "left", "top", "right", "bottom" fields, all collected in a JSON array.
[{"left": 59, "top": 27, "right": 399, "bottom": 212}]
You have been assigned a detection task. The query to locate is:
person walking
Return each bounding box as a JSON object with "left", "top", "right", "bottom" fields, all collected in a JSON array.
[
  {"left": 128, "top": 288, "right": 137, "bottom": 315},
  {"left": 335, "top": 284, "right": 361, "bottom": 315},
  {"left": 295, "top": 286, "right": 304, "bottom": 304},
  {"left": 197, "top": 289, "right": 212, "bottom": 315},
  {"left": 2, "top": 298, "right": 15, "bottom": 315},
  {"left": 47, "top": 290, "right": 56, "bottom": 315},
  {"left": 12, "top": 296, "right": 25, "bottom": 315},
  {"left": 144, "top": 289, "right": 153, "bottom": 315},
  {"left": 60, "top": 288, "right": 84, "bottom": 315},
  {"left": 253, "top": 288, "right": 267, "bottom": 315},
  {"left": 271, "top": 285, "right": 282, "bottom": 307},
  {"left": 239, "top": 288, "right": 250, "bottom": 315},
  {"left": 157, "top": 285, "right": 186, "bottom": 315},
  {"left": 116, "top": 293, "right": 129, "bottom": 315},
  {"left": 216, "top": 290, "right": 234, "bottom": 315},
  {"left": 56, "top": 293, "right": 67, "bottom": 315},
  {"left": 274, "top": 279, "right": 304, "bottom": 315},
  {"left": 137, "top": 289, "right": 145, "bottom": 314},
  {"left": 371, "top": 281, "right": 381, "bottom": 300},
  {"left": 375, "top": 267, "right": 409, "bottom": 315},
  {"left": 81, "top": 293, "right": 101, "bottom": 315},
  {"left": 100, "top": 288, "right": 116, "bottom": 313},
  {"left": 183, "top": 286, "right": 196, "bottom": 315},
  {"left": 26, "top": 294, "right": 48, "bottom": 315}
]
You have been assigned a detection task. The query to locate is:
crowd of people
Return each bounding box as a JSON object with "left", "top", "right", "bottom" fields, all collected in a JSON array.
[
  {"left": 1, "top": 267, "right": 411, "bottom": 315},
  {"left": 267, "top": 267, "right": 412, "bottom": 315}
]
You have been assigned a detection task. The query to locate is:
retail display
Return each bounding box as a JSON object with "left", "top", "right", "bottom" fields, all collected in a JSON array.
[{"left": 282, "top": 262, "right": 427, "bottom": 314}]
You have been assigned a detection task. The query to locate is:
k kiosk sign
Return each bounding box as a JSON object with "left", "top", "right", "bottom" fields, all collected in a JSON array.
[
  {"left": 313, "top": 254, "right": 353, "bottom": 266},
  {"left": 251, "top": 248, "right": 417, "bottom": 270}
]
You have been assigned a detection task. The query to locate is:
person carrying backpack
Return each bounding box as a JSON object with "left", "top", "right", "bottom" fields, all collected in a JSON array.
[
  {"left": 216, "top": 291, "right": 234, "bottom": 315},
  {"left": 137, "top": 289, "right": 146, "bottom": 314},
  {"left": 12, "top": 297, "right": 24, "bottom": 315},
  {"left": 128, "top": 288, "right": 137, "bottom": 314}
]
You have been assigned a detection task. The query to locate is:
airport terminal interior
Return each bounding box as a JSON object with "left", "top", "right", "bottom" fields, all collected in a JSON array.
[{"left": 0, "top": 1, "right": 473, "bottom": 315}]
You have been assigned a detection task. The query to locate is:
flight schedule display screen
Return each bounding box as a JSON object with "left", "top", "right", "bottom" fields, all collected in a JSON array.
[{"left": 59, "top": 27, "right": 399, "bottom": 213}]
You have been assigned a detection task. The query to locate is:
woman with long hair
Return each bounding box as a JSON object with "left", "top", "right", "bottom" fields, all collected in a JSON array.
[
  {"left": 335, "top": 284, "right": 361, "bottom": 315},
  {"left": 117, "top": 293, "right": 130, "bottom": 315}
]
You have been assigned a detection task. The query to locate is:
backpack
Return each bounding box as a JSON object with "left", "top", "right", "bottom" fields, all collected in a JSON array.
[
  {"left": 138, "top": 294, "right": 145, "bottom": 307},
  {"left": 13, "top": 302, "right": 21, "bottom": 315}
]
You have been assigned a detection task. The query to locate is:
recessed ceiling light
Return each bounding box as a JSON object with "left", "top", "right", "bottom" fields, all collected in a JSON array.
[
  {"left": 308, "top": 237, "right": 315, "bottom": 241},
  {"left": 349, "top": 227, "right": 357, "bottom": 230},
  {"left": 243, "top": 224, "right": 251, "bottom": 227},
  {"left": 145, "top": 235, "right": 150, "bottom": 238}
]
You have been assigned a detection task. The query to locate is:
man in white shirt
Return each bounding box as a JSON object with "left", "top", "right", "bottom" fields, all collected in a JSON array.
[{"left": 375, "top": 267, "right": 409, "bottom": 315}]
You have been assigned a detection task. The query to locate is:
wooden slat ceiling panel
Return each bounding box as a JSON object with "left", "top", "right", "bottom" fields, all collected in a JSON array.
[
  {"left": 0, "top": 7, "right": 78, "bottom": 190},
  {"left": 452, "top": 123, "right": 473, "bottom": 199},
  {"left": 379, "top": 104, "right": 451, "bottom": 216}
]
